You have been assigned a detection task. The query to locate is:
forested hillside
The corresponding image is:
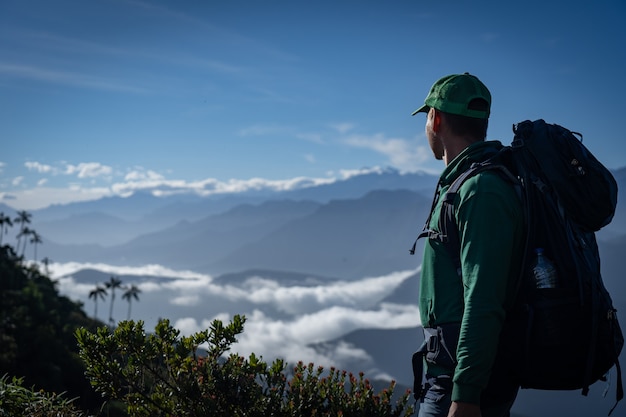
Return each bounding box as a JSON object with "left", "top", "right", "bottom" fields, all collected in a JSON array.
[{"left": 0, "top": 243, "right": 106, "bottom": 414}]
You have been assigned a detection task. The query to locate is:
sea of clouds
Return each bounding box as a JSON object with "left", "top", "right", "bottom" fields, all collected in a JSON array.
[{"left": 52, "top": 262, "right": 421, "bottom": 380}]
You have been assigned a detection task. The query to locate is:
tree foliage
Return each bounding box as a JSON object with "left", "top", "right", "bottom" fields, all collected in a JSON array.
[
  {"left": 0, "top": 374, "right": 84, "bottom": 417},
  {"left": 77, "top": 316, "right": 414, "bottom": 417},
  {"left": 0, "top": 244, "right": 105, "bottom": 414}
]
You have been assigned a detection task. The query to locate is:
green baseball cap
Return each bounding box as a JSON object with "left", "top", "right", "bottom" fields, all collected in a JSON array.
[{"left": 412, "top": 73, "right": 491, "bottom": 119}]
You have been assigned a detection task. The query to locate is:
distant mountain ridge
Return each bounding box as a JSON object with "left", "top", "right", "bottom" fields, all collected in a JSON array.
[
  {"left": 39, "top": 189, "right": 431, "bottom": 279},
  {"left": 207, "top": 189, "right": 432, "bottom": 278}
]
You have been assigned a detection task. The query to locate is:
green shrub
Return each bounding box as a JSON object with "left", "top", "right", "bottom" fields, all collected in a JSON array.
[
  {"left": 0, "top": 374, "right": 85, "bottom": 417},
  {"left": 76, "top": 316, "right": 414, "bottom": 417}
]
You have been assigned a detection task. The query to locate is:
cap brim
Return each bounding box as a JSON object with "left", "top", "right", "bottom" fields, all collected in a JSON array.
[{"left": 411, "top": 104, "right": 429, "bottom": 116}]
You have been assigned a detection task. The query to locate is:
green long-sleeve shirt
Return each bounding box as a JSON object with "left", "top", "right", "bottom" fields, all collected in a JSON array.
[{"left": 419, "top": 140, "right": 524, "bottom": 405}]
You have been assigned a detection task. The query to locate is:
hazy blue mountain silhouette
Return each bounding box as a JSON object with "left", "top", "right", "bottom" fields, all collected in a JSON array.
[
  {"left": 45, "top": 199, "right": 323, "bottom": 268},
  {"left": 39, "top": 189, "right": 432, "bottom": 277},
  {"left": 212, "top": 268, "right": 338, "bottom": 286},
  {"left": 34, "top": 194, "right": 272, "bottom": 246},
  {"left": 35, "top": 212, "right": 139, "bottom": 246},
  {"left": 113, "top": 199, "right": 322, "bottom": 268},
  {"left": 0, "top": 202, "right": 15, "bottom": 214},
  {"left": 34, "top": 191, "right": 173, "bottom": 222},
  {"left": 206, "top": 189, "right": 432, "bottom": 278}
]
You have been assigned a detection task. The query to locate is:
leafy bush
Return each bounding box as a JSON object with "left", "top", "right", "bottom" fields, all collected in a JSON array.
[
  {"left": 0, "top": 374, "right": 85, "bottom": 417},
  {"left": 76, "top": 316, "right": 414, "bottom": 417}
]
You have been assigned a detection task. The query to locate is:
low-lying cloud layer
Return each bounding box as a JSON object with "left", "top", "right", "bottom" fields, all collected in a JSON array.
[{"left": 53, "top": 262, "right": 420, "bottom": 377}]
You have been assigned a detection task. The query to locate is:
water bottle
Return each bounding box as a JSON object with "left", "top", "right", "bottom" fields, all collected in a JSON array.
[{"left": 531, "top": 248, "right": 558, "bottom": 289}]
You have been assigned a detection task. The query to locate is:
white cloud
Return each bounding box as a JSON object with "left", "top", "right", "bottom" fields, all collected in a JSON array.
[
  {"left": 56, "top": 276, "right": 96, "bottom": 301},
  {"left": 171, "top": 295, "right": 202, "bottom": 306},
  {"left": 109, "top": 174, "right": 338, "bottom": 198},
  {"left": 37, "top": 178, "right": 48, "bottom": 186},
  {"left": 0, "top": 162, "right": 5, "bottom": 173},
  {"left": 50, "top": 261, "right": 211, "bottom": 281},
  {"left": 4, "top": 186, "right": 112, "bottom": 210},
  {"left": 332, "top": 341, "right": 372, "bottom": 363},
  {"left": 229, "top": 303, "right": 419, "bottom": 366},
  {"left": 343, "top": 133, "right": 430, "bottom": 171},
  {"left": 138, "top": 281, "right": 163, "bottom": 293},
  {"left": 124, "top": 169, "right": 165, "bottom": 181},
  {"left": 23, "top": 160, "right": 115, "bottom": 178},
  {"left": 135, "top": 267, "right": 419, "bottom": 319},
  {"left": 234, "top": 269, "right": 415, "bottom": 315},
  {"left": 3, "top": 172, "right": 342, "bottom": 210},
  {"left": 25, "top": 161, "right": 56, "bottom": 174},
  {"left": 336, "top": 166, "right": 387, "bottom": 179},
  {"left": 65, "top": 162, "right": 113, "bottom": 178},
  {"left": 173, "top": 317, "right": 205, "bottom": 335}
]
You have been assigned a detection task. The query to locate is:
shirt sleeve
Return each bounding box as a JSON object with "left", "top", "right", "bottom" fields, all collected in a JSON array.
[{"left": 450, "top": 172, "right": 523, "bottom": 404}]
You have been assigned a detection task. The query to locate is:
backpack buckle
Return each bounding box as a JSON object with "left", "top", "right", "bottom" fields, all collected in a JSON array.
[{"left": 512, "top": 137, "right": 524, "bottom": 148}]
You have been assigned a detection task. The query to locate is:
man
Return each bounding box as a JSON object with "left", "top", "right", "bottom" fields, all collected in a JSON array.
[{"left": 412, "top": 73, "right": 525, "bottom": 417}]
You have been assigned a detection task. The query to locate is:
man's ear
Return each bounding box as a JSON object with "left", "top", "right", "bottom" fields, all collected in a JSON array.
[{"left": 431, "top": 109, "right": 442, "bottom": 133}]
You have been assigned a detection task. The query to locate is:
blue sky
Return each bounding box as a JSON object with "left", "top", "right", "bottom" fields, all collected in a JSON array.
[{"left": 2, "top": 0, "right": 625, "bottom": 210}]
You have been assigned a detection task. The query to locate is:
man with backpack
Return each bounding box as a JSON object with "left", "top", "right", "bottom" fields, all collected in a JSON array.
[
  {"left": 411, "top": 73, "right": 525, "bottom": 417},
  {"left": 410, "top": 72, "right": 623, "bottom": 417}
]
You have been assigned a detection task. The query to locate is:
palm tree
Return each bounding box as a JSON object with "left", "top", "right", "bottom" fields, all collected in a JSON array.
[
  {"left": 29, "top": 231, "right": 43, "bottom": 261},
  {"left": 105, "top": 276, "right": 123, "bottom": 326},
  {"left": 89, "top": 286, "right": 108, "bottom": 320},
  {"left": 14, "top": 210, "right": 32, "bottom": 249},
  {"left": 41, "top": 257, "right": 52, "bottom": 275},
  {"left": 16, "top": 226, "right": 32, "bottom": 257},
  {"left": 0, "top": 212, "right": 12, "bottom": 245},
  {"left": 122, "top": 284, "right": 141, "bottom": 320}
]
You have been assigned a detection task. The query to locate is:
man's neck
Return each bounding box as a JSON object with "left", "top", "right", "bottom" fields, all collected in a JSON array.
[{"left": 443, "top": 136, "right": 475, "bottom": 165}]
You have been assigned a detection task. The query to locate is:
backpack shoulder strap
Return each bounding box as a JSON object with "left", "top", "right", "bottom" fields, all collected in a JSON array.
[
  {"left": 407, "top": 162, "right": 496, "bottom": 256},
  {"left": 408, "top": 150, "right": 521, "bottom": 264},
  {"left": 438, "top": 160, "right": 520, "bottom": 278}
]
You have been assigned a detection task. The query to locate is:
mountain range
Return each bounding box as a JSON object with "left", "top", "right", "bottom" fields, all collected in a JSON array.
[
  {"left": 15, "top": 166, "right": 624, "bottom": 280},
  {"left": 4, "top": 169, "right": 438, "bottom": 277}
]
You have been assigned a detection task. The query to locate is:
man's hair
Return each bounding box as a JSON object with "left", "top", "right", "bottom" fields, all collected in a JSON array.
[{"left": 440, "top": 98, "right": 489, "bottom": 141}]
